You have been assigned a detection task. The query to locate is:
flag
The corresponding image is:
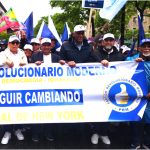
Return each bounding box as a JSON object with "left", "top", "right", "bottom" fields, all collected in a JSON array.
[
  {"left": 36, "top": 20, "right": 61, "bottom": 49},
  {"left": 99, "top": 0, "right": 128, "bottom": 21},
  {"left": 24, "top": 12, "right": 34, "bottom": 42},
  {"left": 48, "top": 15, "right": 62, "bottom": 49},
  {"left": 138, "top": 15, "right": 145, "bottom": 43},
  {"left": 36, "top": 21, "right": 55, "bottom": 39},
  {"left": 61, "top": 22, "right": 71, "bottom": 43},
  {"left": 0, "top": 8, "right": 20, "bottom": 33},
  {"left": 126, "top": 39, "right": 136, "bottom": 57}
]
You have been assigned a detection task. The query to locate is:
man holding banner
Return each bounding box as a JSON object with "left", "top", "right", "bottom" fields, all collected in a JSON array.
[
  {"left": 0, "top": 35, "right": 27, "bottom": 145},
  {"left": 31, "top": 38, "right": 65, "bottom": 142},
  {"left": 130, "top": 38, "right": 150, "bottom": 149},
  {"left": 91, "top": 33, "right": 125, "bottom": 145},
  {"left": 60, "top": 24, "right": 103, "bottom": 67}
]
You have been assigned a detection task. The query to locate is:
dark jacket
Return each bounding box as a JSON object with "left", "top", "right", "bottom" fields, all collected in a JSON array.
[
  {"left": 96, "top": 46, "right": 125, "bottom": 62},
  {"left": 31, "top": 51, "right": 61, "bottom": 63},
  {"left": 60, "top": 38, "right": 100, "bottom": 63}
]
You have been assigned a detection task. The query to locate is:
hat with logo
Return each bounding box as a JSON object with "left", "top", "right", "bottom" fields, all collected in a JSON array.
[
  {"left": 103, "top": 33, "right": 115, "bottom": 40},
  {"left": 30, "top": 38, "right": 40, "bottom": 44},
  {"left": 140, "top": 38, "right": 150, "bottom": 46},
  {"left": 24, "top": 44, "right": 33, "bottom": 51},
  {"left": 74, "top": 25, "right": 85, "bottom": 32},
  {"left": 120, "top": 45, "right": 130, "bottom": 53},
  {"left": 9, "top": 35, "right": 20, "bottom": 42},
  {"left": 41, "top": 38, "right": 51, "bottom": 45}
]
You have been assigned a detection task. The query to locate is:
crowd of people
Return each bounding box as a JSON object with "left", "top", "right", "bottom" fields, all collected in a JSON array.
[{"left": 0, "top": 24, "right": 150, "bottom": 149}]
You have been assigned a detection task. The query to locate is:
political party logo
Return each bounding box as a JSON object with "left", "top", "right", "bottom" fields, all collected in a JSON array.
[{"left": 103, "top": 79, "right": 143, "bottom": 112}]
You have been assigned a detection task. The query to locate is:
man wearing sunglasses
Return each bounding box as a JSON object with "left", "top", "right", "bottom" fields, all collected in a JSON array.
[
  {"left": 0, "top": 35, "right": 28, "bottom": 68},
  {"left": 0, "top": 35, "right": 27, "bottom": 145}
]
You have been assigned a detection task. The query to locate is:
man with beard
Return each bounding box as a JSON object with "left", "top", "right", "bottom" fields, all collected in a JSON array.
[
  {"left": 96, "top": 33, "right": 125, "bottom": 62},
  {"left": 91, "top": 33, "right": 125, "bottom": 145}
]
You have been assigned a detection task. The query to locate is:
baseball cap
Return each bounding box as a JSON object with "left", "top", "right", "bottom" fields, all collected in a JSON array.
[
  {"left": 120, "top": 45, "right": 130, "bottom": 53},
  {"left": 24, "top": 44, "right": 33, "bottom": 51},
  {"left": 0, "top": 39, "right": 7, "bottom": 45},
  {"left": 30, "top": 38, "right": 40, "bottom": 44},
  {"left": 41, "top": 38, "right": 51, "bottom": 45},
  {"left": 74, "top": 25, "right": 85, "bottom": 32},
  {"left": 9, "top": 35, "right": 20, "bottom": 42},
  {"left": 140, "top": 38, "right": 150, "bottom": 46},
  {"left": 103, "top": 33, "right": 115, "bottom": 40}
]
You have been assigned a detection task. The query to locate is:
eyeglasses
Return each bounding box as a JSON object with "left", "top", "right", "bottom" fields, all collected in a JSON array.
[{"left": 11, "top": 41, "right": 20, "bottom": 45}]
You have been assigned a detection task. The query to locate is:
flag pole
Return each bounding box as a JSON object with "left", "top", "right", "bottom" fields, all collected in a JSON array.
[{"left": 86, "top": 8, "right": 93, "bottom": 38}]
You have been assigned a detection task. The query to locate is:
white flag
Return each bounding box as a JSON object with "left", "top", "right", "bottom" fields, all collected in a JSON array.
[{"left": 99, "top": 0, "right": 128, "bottom": 21}]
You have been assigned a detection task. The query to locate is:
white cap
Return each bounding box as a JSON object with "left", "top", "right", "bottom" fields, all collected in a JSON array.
[
  {"left": 24, "top": 44, "right": 33, "bottom": 51},
  {"left": 30, "top": 38, "right": 40, "bottom": 44},
  {"left": 120, "top": 45, "right": 130, "bottom": 53},
  {"left": 41, "top": 38, "right": 51, "bottom": 45},
  {"left": 103, "top": 33, "right": 115, "bottom": 40},
  {"left": 74, "top": 25, "right": 85, "bottom": 32},
  {"left": 9, "top": 35, "right": 20, "bottom": 42}
]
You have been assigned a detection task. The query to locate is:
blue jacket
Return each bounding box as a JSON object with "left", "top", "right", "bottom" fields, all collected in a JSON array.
[{"left": 60, "top": 38, "right": 100, "bottom": 63}]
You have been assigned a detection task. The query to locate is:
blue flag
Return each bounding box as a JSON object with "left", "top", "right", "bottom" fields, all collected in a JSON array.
[
  {"left": 24, "top": 12, "right": 34, "bottom": 42},
  {"left": 36, "top": 21, "right": 61, "bottom": 49},
  {"left": 41, "top": 22, "right": 55, "bottom": 39},
  {"left": 61, "top": 22, "right": 70, "bottom": 43},
  {"left": 127, "top": 40, "right": 136, "bottom": 57},
  {"left": 138, "top": 15, "right": 145, "bottom": 43}
]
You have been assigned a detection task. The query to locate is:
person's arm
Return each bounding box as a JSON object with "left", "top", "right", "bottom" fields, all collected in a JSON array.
[
  {"left": 19, "top": 52, "right": 28, "bottom": 66},
  {"left": 0, "top": 51, "right": 14, "bottom": 68}
]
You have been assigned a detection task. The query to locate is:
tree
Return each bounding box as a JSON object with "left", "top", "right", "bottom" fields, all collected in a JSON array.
[
  {"left": 50, "top": 1, "right": 90, "bottom": 31},
  {"left": 135, "top": 1, "right": 150, "bottom": 22}
]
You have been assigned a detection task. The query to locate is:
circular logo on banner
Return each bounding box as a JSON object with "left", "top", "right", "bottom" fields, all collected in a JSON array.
[{"left": 103, "top": 79, "right": 143, "bottom": 113}]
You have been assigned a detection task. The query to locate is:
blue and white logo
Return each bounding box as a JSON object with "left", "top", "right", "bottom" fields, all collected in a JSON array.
[{"left": 103, "top": 78, "right": 143, "bottom": 113}]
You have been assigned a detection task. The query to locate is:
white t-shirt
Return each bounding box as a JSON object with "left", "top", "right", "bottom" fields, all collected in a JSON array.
[
  {"left": 0, "top": 48, "right": 28, "bottom": 67},
  {"left": 43, "top": 54, "right": 52, "bottom": 64}
]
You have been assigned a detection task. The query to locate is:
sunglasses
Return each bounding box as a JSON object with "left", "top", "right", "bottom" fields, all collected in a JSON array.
[{"left": 11, "top": 41, "right": 20, "bottom": 45}]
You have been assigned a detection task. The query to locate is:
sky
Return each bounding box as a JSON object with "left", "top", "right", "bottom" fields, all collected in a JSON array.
[{"left": 1, "top": 0, "right": 63, "bottom": 27}]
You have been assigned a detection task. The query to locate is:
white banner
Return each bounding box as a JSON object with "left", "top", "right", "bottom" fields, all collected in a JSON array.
[{"left": 0, "top": 61, "right": 148, "bottom": 124}]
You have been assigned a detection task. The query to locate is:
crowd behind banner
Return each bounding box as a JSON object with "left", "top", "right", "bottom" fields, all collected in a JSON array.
[{"left": 0, "top": 24, "right": 150, "bottom": 149}]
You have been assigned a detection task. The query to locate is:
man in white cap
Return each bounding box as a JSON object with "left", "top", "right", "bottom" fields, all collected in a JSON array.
[
  {"left": 31, "top": 38, "right": 65, "bottom": 142},
  {"left": 31, "top": 38, "right": 65, "bottom": 65},
  {"left": 91, "top": 33, "right": 125, "bottom": 146},
  {"left": 30, "top": 38, "right": 41, "bottom": 53},
  {"left": 95, "top": 33, "right": 125, "bottom": 62},
  {"left": 0, "top": 35, "right": 27, "bottom": 145},
  {"left": 0, "top": 35, "right": 28, "bottom": 68},
  {"left": 60, "top": 24, "right": 101, "bottom": 67},
  {"left": 23, "top": 44, "right": 33, "bottom": 63},
  {"left": 60, "top": 25, "right": 109, "bottom": 145}
]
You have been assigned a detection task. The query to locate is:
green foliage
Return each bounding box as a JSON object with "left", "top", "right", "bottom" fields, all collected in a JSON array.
[
  {"left": 32, "top": 1, "right": 150, "bottom": 40},
  {"left": 50, "top": 0, "right": 90, "bottom": 32},
  {"left": 0, "top": 31, "right": 12, "bottom": 41}
]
